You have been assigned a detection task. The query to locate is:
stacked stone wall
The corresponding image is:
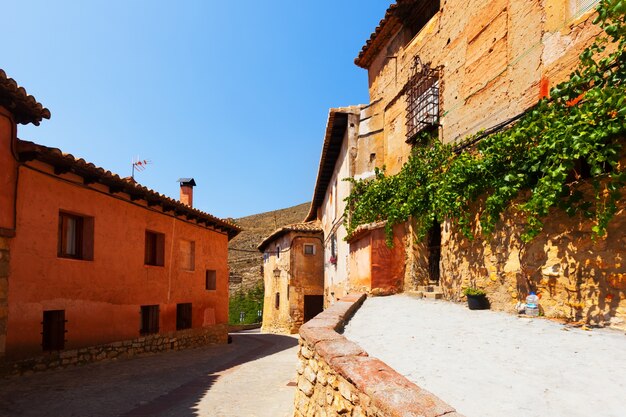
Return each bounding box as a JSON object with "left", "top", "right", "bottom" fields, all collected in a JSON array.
[
  {"left": 295, "top": 294, "right": 463, "bottom": 417},
  {"left": 0, "top": 324, "right": 227, "bottom": 376},
  {"left": 436, "top": 181, "right": 626, "bottom": 329}
]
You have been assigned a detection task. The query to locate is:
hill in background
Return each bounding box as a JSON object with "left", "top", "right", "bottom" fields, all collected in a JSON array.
[{"left": 228, "top": 202, "right": 311, "bottom": 295}]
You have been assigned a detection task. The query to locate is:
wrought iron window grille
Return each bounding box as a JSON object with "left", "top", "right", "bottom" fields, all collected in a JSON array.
[{"left": 405, "top": 56, "right": 441, "bottom": 144}]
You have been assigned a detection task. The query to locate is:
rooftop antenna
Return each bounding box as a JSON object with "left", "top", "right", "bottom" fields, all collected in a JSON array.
[{"left": 131, "top": 156, "right": 151, "bottom": 179}]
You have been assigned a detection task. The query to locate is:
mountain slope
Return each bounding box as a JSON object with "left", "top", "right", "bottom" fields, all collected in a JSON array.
[{"left": 228, "top": 202, "right": 310, "bottom": 294}]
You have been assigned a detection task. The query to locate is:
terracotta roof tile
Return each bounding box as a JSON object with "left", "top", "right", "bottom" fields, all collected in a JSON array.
[
  {"left": 257, "top": 221, "right": 322, "bottom": 252},
  {"left": 0, "top": 69, "right": 50, "bottom": 125},
  {"left": 17, "top": 140, "right": 241, "bottom": 239}
]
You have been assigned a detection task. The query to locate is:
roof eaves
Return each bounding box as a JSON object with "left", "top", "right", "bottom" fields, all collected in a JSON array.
[
  {"left": 304, "top": 106, "right": 364, "bottom": 223},
  {"left": 17, "top": 140, "right": 241, "bottom": 239},
  {"left": 0, "top": 70, "right": 50, "bottom": 125},
  {"left": 354, "top": 3, "right": 402, "bottom": 69},
  {"left": 257, "top": 222, "right": 322, "bottom": 252}
]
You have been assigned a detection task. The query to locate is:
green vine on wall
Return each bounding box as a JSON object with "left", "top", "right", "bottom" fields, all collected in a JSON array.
[{"left": 345, "top": 0, "right": 626, "bottom": 245}]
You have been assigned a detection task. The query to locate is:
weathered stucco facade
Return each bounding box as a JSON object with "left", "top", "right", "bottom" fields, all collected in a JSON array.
[
  {"left": 357, "top": 0, "right": 605, "bottom": 173},
  {"left": 259, "top": 223, "right": 324, "bottom": 333},
  {"left": 0, "top": 71, "right": 240, "bottom": 368},
  {"left": 353, "top": 0, "right": 626, "bottom": 327}
]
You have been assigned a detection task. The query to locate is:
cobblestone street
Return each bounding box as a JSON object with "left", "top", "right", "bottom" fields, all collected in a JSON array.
[{"left": 0, "top": 331, "right": 298, "bottom": 417}]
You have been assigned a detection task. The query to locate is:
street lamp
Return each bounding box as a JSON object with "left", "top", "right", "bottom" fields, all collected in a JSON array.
[{"left": 273, "top": 267, "right": 281, "bottom": 278}]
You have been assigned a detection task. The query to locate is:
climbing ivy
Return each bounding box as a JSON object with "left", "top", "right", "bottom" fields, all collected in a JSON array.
[{"left": 345, "top": 0, "right": 626, "bottom": 245}]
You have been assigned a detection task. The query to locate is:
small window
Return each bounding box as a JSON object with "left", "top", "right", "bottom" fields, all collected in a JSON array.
[
  {"left": 304, "top": 244, "right": 316, "bottom": 255},
  {"left": 276, "top": 246, "right": 280, "bottom": 259},
  {"left": 140, "top": 305, "right": 159, "bottom": 335},
  {"left": 176, "top": 303, "right": 192, "bottom": 330},
  {"left": 145, "top": 230, "right": 165, "bottom": 266},
  {"left": 180, "top": 240, "right": 195, "bottom": 271},
  {"left": 58, "top": 212, "right": 94, "bottom": 260},
  {"left": 405, "top": 56, "right": 440, "bottom": 144},
  {"left": 42, "top": 310, "right": 66, "bottom": 351},
  {"left": 206, "top": 270, "right": 217, "bottom": 290},
  {"left": 275, "top": 292, "right": 280, "bottom": 309},
  {"left": 331, "top": 234, "right": 337, "bottom": 258}
]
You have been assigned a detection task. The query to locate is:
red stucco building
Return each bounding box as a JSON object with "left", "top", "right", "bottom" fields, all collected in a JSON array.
[{"left": 0, "top": 71, "right": 239, "bottom": 369}]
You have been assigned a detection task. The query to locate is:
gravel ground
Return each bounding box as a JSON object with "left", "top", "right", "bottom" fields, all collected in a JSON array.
[{"left": 343, "top": 295, "right": 626, "bottom": 417}]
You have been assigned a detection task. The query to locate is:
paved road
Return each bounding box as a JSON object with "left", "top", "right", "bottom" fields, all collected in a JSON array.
[{"left": 0, "top": 331, "right": 299, "bottom": 417}]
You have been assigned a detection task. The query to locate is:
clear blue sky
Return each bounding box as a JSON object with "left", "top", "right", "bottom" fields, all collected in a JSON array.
[{"left": 4, "top": 1, "right": 389, "bottom": 219}]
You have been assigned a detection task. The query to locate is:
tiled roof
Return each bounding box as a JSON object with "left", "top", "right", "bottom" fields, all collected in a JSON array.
[
  {"left": 355, "top": 2, "right": 403, "bottom": 68},
  {"left": 346, "top": 221, "right": 386, "bottom": 243},
  {"left": 304, "top": 106, "right": 364, "bottom": 222},
  {"left": 17, "top": 140, "right": 241, "bottom": 239},
  {"left": 0, "top": 69, "right": 50, "bottom": 125},
  {"left": 258, "top": 221, "right": 322, "bottom": 252},
  {"left": 355, "top": 0, "right": 434, "bottom": 69}
]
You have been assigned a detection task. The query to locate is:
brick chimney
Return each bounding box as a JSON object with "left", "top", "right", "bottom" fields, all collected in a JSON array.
[{"left": 177, "top": 178, "right": 196, "bottom": 207}]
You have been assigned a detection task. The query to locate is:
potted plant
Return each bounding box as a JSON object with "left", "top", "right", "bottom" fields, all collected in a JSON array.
[{"left": 463, "top": 287, "right": 489, "bottom": 310}]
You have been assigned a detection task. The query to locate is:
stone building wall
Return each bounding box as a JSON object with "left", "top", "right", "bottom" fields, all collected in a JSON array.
[
  {"left": 294, "top": 294, "right": 463, "bottom": 417},
  {"left": 360, "top": 1, "right": 603, "bottom": 178},
  {"left": 261, "top": 229, "right": 324, "bottom": 334},
  {"left": 437, "top": 180, "right": 626, "bottom": 329},
  {"left": 0, "top": 324, "right": 228, "bottom": 376}
]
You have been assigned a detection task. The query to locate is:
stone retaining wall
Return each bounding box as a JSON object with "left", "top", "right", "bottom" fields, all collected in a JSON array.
[
  {"left": 0, "top": 324, "right": 228, "bottom": 376},
  {"left": 295, "top": 294, "right": 463, "bottom": 417}
]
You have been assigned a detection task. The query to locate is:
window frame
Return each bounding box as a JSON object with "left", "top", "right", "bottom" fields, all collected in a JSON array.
[
  {"left": 58, "top": 211, "right": 94, "bottom": 260},
  {"left": 405, "top": 56, "right": 441, "bottom": 144},
  {"left": 176, "top": 303, "right": 192, "bottom": 330},
  {"left": 42, "top": 310, "right": 66, "bottom": 351},
  {"left": 205, "top": 269, "right": 217, "bottom": 291},
  {"left": 145, "top": 230, "right": 165, "bottom": 266},
  {"left": 304, "top": 243, "right": 316, "bottom": 255},
  {"left": 140, "top": 305, "right": 160, "bottom": 335}
]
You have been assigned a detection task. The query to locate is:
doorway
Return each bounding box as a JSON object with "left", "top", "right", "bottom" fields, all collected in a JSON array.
[
  {"left": 303, "top": 295, "right": 324, "bottom": 323},
  {"left": 427, "top": 221, "right": 441, "bottom": 283}
]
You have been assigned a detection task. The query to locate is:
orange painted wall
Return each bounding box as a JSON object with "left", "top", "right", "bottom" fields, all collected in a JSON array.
[
  {"left": 6, "top": 161, "right": 229, "bottom": 359},
  {"left": 371, "top": 225, "right": 405, "bottom": 294},
  {"left": 0, "top": 107, "right": 17, "bottom": 233},
  {"left": 348, "top": 224, "right": 405, "bottom": 295}
]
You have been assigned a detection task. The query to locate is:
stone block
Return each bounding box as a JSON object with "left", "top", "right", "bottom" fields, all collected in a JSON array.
[
  {"left": 300, "top": 327, "right": 343, "bottom": 346},
  {"left": 303, "top": 366, "right": 317, "bottom": 384},
  {"left": 316, "top": 339, "right": 367, "bottom": 362},
  {"left": 298, "top": 377, "right": 314, "bottom": 397}
]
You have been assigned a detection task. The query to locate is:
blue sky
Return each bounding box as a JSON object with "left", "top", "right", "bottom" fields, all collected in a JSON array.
[{"left": 4, "top": 1, "right": 389, "bottom": 218}]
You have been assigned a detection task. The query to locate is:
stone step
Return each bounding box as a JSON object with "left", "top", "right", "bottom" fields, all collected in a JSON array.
[
  {"left": 423, "top": 291, "right": 443, "bottom": 300},
  {"left": 407, "top": 291, "right": 424, "bottom": 298},
  {"left": 418, "top": 285, "right": 442, "bottom": 293}
]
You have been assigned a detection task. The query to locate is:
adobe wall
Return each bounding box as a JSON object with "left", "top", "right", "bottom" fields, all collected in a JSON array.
[
  {"left": 0, "top": 237, "right": 8, "bottom": 358},
  {"left": 0, "top": 107, "right": 17, "bottom": 359},
  {"left": 437, "top": 181, "right": 626, "bottom": 329},
  {"left": 348, "top": 224, "right": 407, "bottom": 296},
  {"left": 1, "top": 324, "right": 227, "bottom": 376},
  {"left": 6, "top": 161, "right": 230, "bottom": 359},
  {"left": 261, "top": 231, "right": 324, "bottom": 334},
  {"left": 262, "top": 233, "right": 293, "bottom": 334},
  {"left": 294, "top": 294, "right": 463, "bottom": 417},
  {"left": 362, "top": 1, "right": 603, "bottom": 175},
  {"left": 290, "top": 235, "right": 324, "bottom": 329}
]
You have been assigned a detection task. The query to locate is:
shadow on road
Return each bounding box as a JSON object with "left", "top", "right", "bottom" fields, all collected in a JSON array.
[
  {"left": 0, "top": 332, "right": 299, "bottom": 417},
  {"left": 122, "top": 332, "right": 298, "bottom": 416}
]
